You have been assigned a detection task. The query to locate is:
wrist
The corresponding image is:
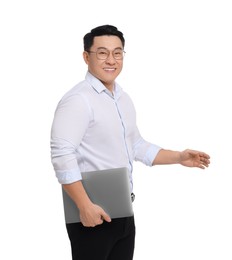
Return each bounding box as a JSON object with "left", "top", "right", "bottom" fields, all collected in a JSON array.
[
  {"left": 77, "top": 197, "right": 93, "bottom": 211},
  {"left": 176, "top": 151, "right": 182, "bottom": 164}
]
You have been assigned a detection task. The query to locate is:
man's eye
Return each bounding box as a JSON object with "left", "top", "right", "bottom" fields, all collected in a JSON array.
[{"left": 99, "top": 51, "right": 107, "bottom": 55}]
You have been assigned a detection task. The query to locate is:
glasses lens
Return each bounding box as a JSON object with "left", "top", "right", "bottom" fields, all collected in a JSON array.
[
  {"left": 113, "top": 49, "right": 124, "bottom": 60},
  {"left": 96, "top": 48, "right": 109, "bottom": 60}
]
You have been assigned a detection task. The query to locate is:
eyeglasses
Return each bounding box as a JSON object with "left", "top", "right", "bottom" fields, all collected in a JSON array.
[{"left": 87, "top": 48, "right": 126, "bottom": 60}]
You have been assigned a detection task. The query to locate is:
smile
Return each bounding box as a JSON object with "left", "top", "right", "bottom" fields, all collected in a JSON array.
[{"left": 103, "top": 68, "right": 116, "bottom": 71}]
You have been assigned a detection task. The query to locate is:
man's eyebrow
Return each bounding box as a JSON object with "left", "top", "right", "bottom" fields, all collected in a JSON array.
[{"left": 96, "top": 47, "right": 123, "bottom": 50}]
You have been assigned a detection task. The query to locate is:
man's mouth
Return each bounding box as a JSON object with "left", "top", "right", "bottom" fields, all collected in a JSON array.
[{"left": 103, "top": 68, "right": 116, "bottom": 71}]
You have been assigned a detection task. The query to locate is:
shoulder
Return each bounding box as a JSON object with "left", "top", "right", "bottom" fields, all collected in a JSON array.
[
  {"left": 55, "top": 80, "right": 93, "bottom": 114},
  {"left": 61, "top": 80, "right": 90, "bottom": 99}
]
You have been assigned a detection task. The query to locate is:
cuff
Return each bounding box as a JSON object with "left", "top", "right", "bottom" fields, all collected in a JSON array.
[
  {"left": 143, "top": 145, "right": 163, "bottom": 166},
  {"left": 55, "top": 168, "right": 82, "bottom": 184}
]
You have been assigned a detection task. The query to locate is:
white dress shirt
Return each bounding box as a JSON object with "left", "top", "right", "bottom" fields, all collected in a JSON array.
[{"left": 50, "top": 72, "right": 162, "bottom": 191}]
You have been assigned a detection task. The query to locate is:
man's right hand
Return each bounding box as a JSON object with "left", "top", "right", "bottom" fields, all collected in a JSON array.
[
  {"left": 62, "top": 181, "right": 111, "bottom": 227},
  {"left": 79, "top": 203, "right": 111, "bottom": 227}
]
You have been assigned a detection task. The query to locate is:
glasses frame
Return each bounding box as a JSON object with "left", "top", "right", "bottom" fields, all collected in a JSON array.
[{"left": 87, "top": 47, "right": 126, "bottom": 60}]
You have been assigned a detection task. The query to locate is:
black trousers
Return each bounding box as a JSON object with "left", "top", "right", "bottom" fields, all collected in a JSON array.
[{"left": 66, "top": 216, "right": 135, "bottom": 260}]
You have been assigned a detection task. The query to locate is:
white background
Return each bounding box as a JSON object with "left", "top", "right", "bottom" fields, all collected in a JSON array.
[{"left": 0, "top": 0, "right": 231, "bottom": 259}]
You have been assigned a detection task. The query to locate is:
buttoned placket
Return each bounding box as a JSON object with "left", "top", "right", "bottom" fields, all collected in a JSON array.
[{"left": 104, "top": 89, "right": 133, "bottom": 179}]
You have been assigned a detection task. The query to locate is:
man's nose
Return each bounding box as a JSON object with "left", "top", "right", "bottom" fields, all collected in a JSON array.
[{"left": 105, "top": 52, "right": 116, "bottom": 63}]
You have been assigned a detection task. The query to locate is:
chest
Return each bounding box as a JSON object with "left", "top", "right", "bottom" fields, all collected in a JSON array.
[{"left": 86, "top": 95, "right": 136, "bottom": 141}]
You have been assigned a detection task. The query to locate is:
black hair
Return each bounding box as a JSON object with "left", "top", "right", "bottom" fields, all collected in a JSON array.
[{"left": 83, "top": 25, "right": 125, "bottom": 51}]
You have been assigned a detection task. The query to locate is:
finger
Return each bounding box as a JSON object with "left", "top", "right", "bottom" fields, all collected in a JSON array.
[
  {"left": 94, "top": 215, "right": 107, "bottom": 226},
  {"left": 200, "top": 157, "right": 210, "bottom": 166},
  {"left": 198, "top": 161, "right": 209, "bottom": 169},
  {"left": 80, "top": 215, "right": 98, "bottom": 227},
  {"left": 82, "top": 221, "right": 95, "bottom": 227},
  {"left": 199, "top": 152, "right": 210, "bottom": 159},
  {"left": 198, "top": 164, "right": 206, "bottom": 169},
  {"left": 101, "top": 211, "right": 111, "bottom": 223}
]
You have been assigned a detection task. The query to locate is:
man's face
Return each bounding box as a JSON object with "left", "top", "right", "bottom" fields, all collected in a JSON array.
[{"left": 83, "top": 35, "right": 124, "bottom": 91}]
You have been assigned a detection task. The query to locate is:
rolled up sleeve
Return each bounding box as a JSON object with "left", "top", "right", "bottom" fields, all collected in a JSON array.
[
  {"left": 50, "top": 93, "right": 91, "bottom": 184},
  {"left": 134, "top": 137, "right": 162, "bottom": 166}
]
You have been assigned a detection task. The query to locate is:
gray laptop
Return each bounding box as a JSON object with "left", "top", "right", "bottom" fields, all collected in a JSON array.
[{"left": 62, "top": 167, "right": 134, "bottom": 224}]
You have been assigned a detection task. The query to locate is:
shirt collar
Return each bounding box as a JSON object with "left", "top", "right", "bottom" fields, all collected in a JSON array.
[{"left": 85, "top": 71, "right": 122, "bottom": 99}]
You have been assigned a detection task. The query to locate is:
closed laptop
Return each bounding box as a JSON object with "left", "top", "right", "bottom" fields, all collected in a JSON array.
[{"left": 62, "top": 167, "right": 134, "bottom": 224}]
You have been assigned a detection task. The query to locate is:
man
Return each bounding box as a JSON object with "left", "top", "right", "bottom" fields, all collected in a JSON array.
[{"left": 50, "top": 25, "right": 210, "bottom": 260}]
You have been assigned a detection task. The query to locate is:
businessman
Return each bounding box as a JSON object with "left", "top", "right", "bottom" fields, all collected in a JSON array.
[{"left": 50, "top": 24, "right": 210, "bottom": 260}]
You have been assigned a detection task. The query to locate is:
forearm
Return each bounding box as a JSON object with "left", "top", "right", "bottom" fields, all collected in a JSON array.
[
  {"left": 63, "top": 180, "right": 111, "bottom": 227},
  {"left": 62, "top": 181, "right": 92, "bottom": 210},
  {"left": 152, "top": 149, "right": 181, "bottom": 165}
]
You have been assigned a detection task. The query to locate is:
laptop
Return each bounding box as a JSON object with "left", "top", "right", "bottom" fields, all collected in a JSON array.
[{"left": 62, "top": 167, "right": 134, "bottom": 224}]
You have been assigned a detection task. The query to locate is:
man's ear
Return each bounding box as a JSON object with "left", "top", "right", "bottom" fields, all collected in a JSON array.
[{"left": 83, "top": 51, "right": 89, "bottom": 64}]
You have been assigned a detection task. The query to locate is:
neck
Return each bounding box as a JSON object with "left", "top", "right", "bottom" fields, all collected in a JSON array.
[{"left": 104, "top": 83, "right": 114, "bottom": 93}]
